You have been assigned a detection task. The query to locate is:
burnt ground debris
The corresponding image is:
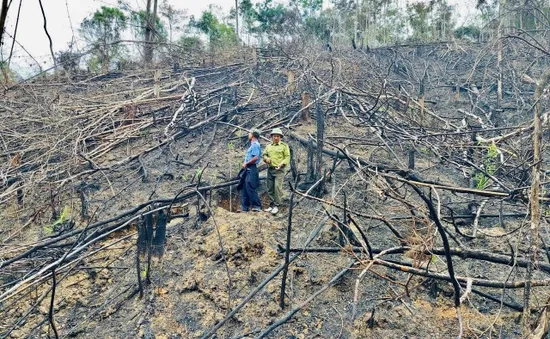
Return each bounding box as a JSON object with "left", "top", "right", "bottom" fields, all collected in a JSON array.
[{"left": 1, "top": 41, "right": 550, "bottom": 337}]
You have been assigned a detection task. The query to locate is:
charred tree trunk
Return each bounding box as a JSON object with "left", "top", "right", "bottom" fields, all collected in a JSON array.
[
  {"left": 301, "top": 92, "right": 311, "bottom": 121},
  {"left": 144, "top": 0, "right": 153, "bottom": 64},
  {"left": 235, "top": 0, "right": 239, "bottom": 40},
  {"left": 497, "top": 0, "right": 504, "bottom": 109},
  {"left": 419, "top": 71, "right": 426, "bottom": 125},
  {"left": 0, "top": 0, "right": 9, "bottom": 51},
  {"left": 523, "top": 68, "right": 550, "bottom": 335},
  {"left": 150, "top": 0, "right": 159, "bottom": 62},
  {"left": 280, "top": 187, "right": 295, "bottom": 308},
  {"left": 315, "top": 101, "right": 325, "bottom": 195},
  {"left": 38, "top": 0, "right": 55, "bottom": 68},
  {"left": 353, "top": 0, "right": 359, "bottom": 49},
  {"left": 307, "top": 139, "right": 315, "bottom": 182},
  {"left": 290, "top": 145, "right": 298, "bottom": 182},
  {"left": 152, "top": 1, "right": 158, "bottom": 38}
]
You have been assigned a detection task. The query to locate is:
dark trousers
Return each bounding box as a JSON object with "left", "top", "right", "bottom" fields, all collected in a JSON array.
[{"left": 241, "top": 166, "right": 261, "bottom": 211}]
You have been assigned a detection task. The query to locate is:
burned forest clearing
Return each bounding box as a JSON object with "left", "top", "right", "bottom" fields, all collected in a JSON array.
[{"left": 2, "top": 40, "right": 550, "bottom": 339}]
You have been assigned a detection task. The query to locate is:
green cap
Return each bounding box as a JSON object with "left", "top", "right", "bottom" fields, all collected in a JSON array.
[
  {"left": 270, "top": 128, "right": 283, "bottom": 137},
  {"left": 251, "top": 128, "right": 261, "bottom": 138}
]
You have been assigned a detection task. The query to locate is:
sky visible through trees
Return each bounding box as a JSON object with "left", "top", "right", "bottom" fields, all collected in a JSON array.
[{"left": 0, "top": 0, "right": 537, "bottom": 77}]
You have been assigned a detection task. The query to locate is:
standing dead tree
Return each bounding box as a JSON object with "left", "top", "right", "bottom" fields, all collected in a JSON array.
[
  {"left": 37, "top": 0, "right": 55, "bottom": 67},
  {"left": 0, "top": 0, "right": 9, "bottom": 49},
  {"left": 523, "top": 67, "right": 550, "bottom": 335},
  {"left": 143, "top": 0, "right": 153, "bottom": 64}
]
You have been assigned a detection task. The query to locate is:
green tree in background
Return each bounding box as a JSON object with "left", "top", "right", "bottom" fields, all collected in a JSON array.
[
  {"left": 160, "top": 0, "right": 187, "bottom": 43},
  {"left": 236, "top": 0, "right": 327, "bottom": 44},
  {"left": 79, "top": 6, "right": 127, "bottom": 72},
  {"left": 303, "top": 14, "right": 331, "bottom": 43},
  {"left": 293, "top": 0, "right": 329, "bottom": 43},
  {"left": 407, "top": 2, "right": 434, "bottom": 41},
  {"left": 192, "top": 9, "right": 238, "bottom": 51},
  {"left": 254, "top": 0, "right": 286, "bottom": 35},
  {"left": 253, "top": 0, "right": 302, "bottom": 41},
  {"left": 68, "top": 0, "right": 550, "bottom": 67},
  {"left": 193, "top": 10, "right": 218, "bottom": 40},
  {"left": 130, "top": 10, "right": 167, "bottom": 42},
  {"left": 178, "top": 36, "right": 203, "bottom": 52},
  {"left": 295, "top": 0, "right": 323, "bottom": 18},
  {"left": 239, "top": 0, "right": 257, "bottom": 35},
  {"left": 454, "top": 25, "right": 481, "bottom": 41},
  {"left": 431, "top": 0, "right": 455, "bottom": 40}
]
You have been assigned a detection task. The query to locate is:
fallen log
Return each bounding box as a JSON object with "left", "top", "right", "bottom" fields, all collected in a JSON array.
[
  {"left": 282, "top": 245, "right": 550, "bottom": 274},
  {"left": 288, "top": 132, "right": 513, "bottom": 199},
  {"left": 0, "top": 177, "right": 254, "bottom": 270},
  {"left": 375, "top": 259, "right": 550, "bottom": 289}
]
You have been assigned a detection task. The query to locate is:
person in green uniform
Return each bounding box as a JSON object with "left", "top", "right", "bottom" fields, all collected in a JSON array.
[{"left": 262, "top": 128, "right": 291, "bottom": 215}]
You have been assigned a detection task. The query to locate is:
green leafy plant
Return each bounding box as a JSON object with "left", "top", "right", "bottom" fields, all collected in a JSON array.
[
  {"left": 0, "top": 61, "right": 17, "bottom": 84},
  {"left": 475, "top": 142, "right": 498, "bottom": 190},
  {"left": 178, "top": 36, "right": 203, "bottom": 52},
  {"left": 44, "top": 206, "right": 70, "bottom": 234},
  {"left": 141, "top": 267, "right": 148, "bottom": 279},
  {"left": 474, "top": 172, "right": 489, "bottom": 190}
]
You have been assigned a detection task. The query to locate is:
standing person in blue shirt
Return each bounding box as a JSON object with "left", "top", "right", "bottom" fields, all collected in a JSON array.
[{"left": 239, "top": 129, "right": 262, "bottom": 213}]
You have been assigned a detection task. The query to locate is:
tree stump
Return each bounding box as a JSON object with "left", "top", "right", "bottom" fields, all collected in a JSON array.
[
  {"left": 301, "top": 92, "right": 311, "bottom": 122},
  {"left": 287, "top": 70, "right": 296, "bottom": 96}
]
